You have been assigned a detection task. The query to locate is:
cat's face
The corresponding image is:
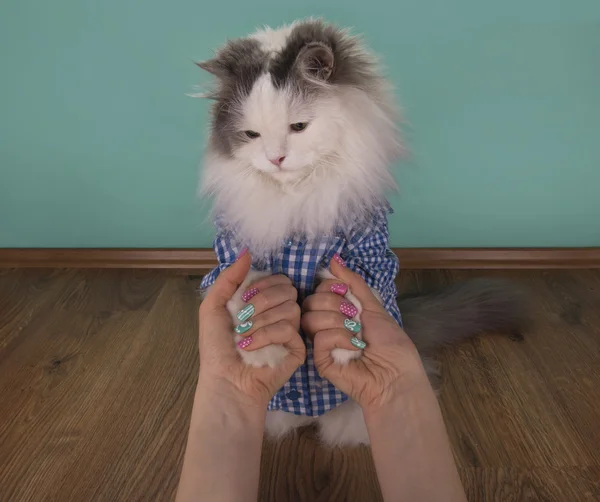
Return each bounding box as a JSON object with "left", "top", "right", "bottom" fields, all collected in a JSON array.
[
  {"left": 198, "top": 20, "right": 401, "bottom": 253},
  {"left": 198, "top": 20, "right": 379, "bottom": 181},
  {"left": 232, "top": 74, "right": 339, "bottom": 178}
]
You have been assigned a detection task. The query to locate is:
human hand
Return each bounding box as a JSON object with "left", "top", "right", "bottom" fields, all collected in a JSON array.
[
  {"left": 301, "top": 258, "right": 428, "bottom": 412},
  {"left": 198, "top": 252, "right": 306, "bottom": 408}
]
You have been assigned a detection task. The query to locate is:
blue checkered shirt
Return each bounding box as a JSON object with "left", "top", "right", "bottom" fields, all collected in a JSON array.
[{"left": 200, "top": 204, "right": 402, "bottom": 416}]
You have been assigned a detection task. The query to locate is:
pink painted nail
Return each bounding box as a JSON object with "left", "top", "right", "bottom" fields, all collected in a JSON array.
[
  {"left": 237, "top": 336, "right": 253, "bottom": 349},
  {"left": 330, "top": 283, "right": 348, "bottom": 295},
  {"left": 333, "top": 253, "right": 346, "bottom": 267},
  {"left": 242, "top": 287, "right": 259, "bottom": 302},
  {"left": 236, "top": 247, "right": 248, "bottom": 261},
  {"left": 340, "top": 301, "right": 358, "bottom": 318}
]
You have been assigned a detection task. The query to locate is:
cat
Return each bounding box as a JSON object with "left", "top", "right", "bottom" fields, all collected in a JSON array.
[{"left": 196, "top": 19, "right": 528, "bottom": 447}]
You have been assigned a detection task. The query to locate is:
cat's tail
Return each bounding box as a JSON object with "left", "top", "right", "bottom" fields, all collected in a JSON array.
[{"left": 398, "top": 278, "right": 529, "bottom": 354}]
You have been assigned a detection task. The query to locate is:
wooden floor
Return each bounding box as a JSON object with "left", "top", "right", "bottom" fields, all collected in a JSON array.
[{"left": 0, "top": 269, "right": 599, "bottom": 502}]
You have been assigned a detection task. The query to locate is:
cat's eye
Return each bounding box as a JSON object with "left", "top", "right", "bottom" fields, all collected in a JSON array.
[
  {"left": 290, "top": 122, "right": 308, "bottom": 132},
  {"left": 244, "top": 130, "right": 260, "bottom": 139}
]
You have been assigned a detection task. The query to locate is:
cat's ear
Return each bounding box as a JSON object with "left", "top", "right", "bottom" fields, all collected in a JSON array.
[
  {"left": 196, "top": 59, "right": 229, "bottom": 79},
  {"left": 295, "top": 42, "right": 334, "bottom": 83},
  {"left": 192, "top": 59, "right": 228, "bottom": 99}
]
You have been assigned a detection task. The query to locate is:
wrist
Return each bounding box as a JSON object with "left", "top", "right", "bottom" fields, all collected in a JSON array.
[
  {"left": 178, "top": 373, "right": 267, "bottom": 502},
  {"left": 195, "top": 373, "right": 268, "bottom": 424},
  {"left": 362, "top": 370, "right": 437, "bottom": 426},
  {"left": 361, "top": 351, "right": 434, "bottom": 416},
  {"left": 362, "top": 373, "right": 466, "bottom": 502}
]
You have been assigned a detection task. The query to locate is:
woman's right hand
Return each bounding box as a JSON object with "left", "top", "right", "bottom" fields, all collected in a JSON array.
[
  {"left": 303, "top": 259, "right": 468, "bottom": 502},
  {"left": 301, "top": 258, "right": 429, "bottom": 412}
]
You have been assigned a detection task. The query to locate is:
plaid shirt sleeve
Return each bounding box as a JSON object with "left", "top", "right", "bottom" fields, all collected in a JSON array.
[
  {"left": 343, "top": 205, "right": 402, "bottom": 326},
  {"left": 199, "top": 221, "right": 243, "bottom": 294}
]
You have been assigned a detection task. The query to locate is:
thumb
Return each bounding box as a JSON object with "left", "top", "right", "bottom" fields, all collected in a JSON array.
[
  {"left": 203, "top": 251, "right": 251, "bottom": 309},
  {"left": 329, "top": 256, "right": 386, "bottom": 314}
]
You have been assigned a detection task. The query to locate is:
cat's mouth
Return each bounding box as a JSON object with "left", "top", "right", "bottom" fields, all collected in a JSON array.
[
  {"left": 261, "top": 154, "right": 337, "bottom": 185},
  {"left": 271, "top": 168, "right": 308, "bottom": 182},
  {"left": 258, "top": 164, "right": 315, "bottom": 186}
]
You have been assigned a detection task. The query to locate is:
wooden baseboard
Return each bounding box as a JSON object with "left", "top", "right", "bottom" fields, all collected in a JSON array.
[
  {"left": 0, "top": 249, "right": 216, "bottom": 270},
  {"left": 1, "top": 248, "right": 600, "bottom": 271}
]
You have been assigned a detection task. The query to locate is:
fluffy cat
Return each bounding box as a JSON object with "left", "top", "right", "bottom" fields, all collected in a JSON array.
[{"left": 196, "top": 19, "right": 528, "bottom": 447}]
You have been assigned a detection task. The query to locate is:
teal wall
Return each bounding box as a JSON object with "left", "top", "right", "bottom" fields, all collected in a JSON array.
[{"left": 1, "top": 0, "right": 599, "bottom": 248}]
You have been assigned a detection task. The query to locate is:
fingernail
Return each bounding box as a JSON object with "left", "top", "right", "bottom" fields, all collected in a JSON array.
[
  {"left": 350, "top": 337, "right": 367, "bottom": 349},
  {"left": 340, "top": 301, "right": 358, "bottom": 318},
  {"left": 237, "top": 336, "right": 253, "bottom": 349},
  {"left": 236, "top": 304, "right": 255, "bottom": 322},
  {"left": 234, "top": 321, "right": 253, "bottom": 335},
  {"left": 344, "top": 319, "right": 361, "bottom": 333},
  {"left": 236, "top": 247, "right": 248, "bottom": 261},
  {"left": 330, "top": 283, "right": 348, "bottom": 295},
  {"left": 333, "top": 253, "right": 346, "bottom": 267},
  {"left": 241, "top": 287, "right": 259, "bottom": 302}
]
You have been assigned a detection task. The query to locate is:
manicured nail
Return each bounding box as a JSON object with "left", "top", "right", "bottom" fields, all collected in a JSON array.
[
  {"left": 350, "top": 337, "right": 367, "bottom": 349},
  {"left": 330, "top": 283, "right": 348, "bottom": 295},
  {"left": 236, "top": 304, "right": 255, "bottom": 322},
  {"left": 236, "top": 247, "right": 248, "bottom": 261},
  {"left": 344, "top": 319, "right": 361, "bottom": 333},
  {"left": 242, "top": 287, "right": 259, "bottom": 302},
  {"left": 234, "top": 321, "right": 253, "bottom": 335},
  {"left": 340, "top": 301, "right": 358, "bottom": 318},
  {"left": 237, "top": 336, "right": 253, "bottom": 349},
  {"left": 333, "top": 253, "right": 346, "bottom": 267}
]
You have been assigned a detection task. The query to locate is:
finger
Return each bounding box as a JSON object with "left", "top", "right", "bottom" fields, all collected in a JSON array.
[
  {"left": 202, "top": 251, "right": 251, "bottom": 310},
  {"left": 234, "top": 300, "right": 300, "bottom": 338},
  {"left": 329, "top": 256, "right": 386, "bottom": 313},
  {"left": 238, "top": 320, "right": 304, "bottom": 354},
  {"left": 238, "top": 274, "right": 292, "bottom": 303},
  {"left": 313, "top": 329, "right": 361, "bottom": 354},
  {"left": 302, "top": 292, "right": 359, "bottom": 318},
  {"left": 301, "top": 311, "right": 353, "bottom": 339},
  {"left": 314, "top": 279, "right": 349, "bottom": 296},
  {"left": 243, "top": 274, "right": 292, "bottom": 296},
  {"left": 235, "top": 284, "right": 298, "bottom": 322},
  {"left": 249, "top": 322, "right": 306, "bottom": 384}
]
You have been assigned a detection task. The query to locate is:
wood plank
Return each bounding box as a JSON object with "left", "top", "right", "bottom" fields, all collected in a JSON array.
[
  {"left": 459, "top": 468, "right": 542, "bottom": 501},
  {"left": 458, "top": 466, "right": 600, "bottom": 502},
  {"left": 0, "top": 271, "right": 195, "bottom": 502},
  {"left": 260, "top": 427, "right": 382, "bottom": 502},
  {"left": 530, "top": 467, "right": 600, "bottom": 501},
  {"left": 0, "top": 269, "right": 83, "bottom": 362},
  {"left": 44, "top": 276, "right": 198, "bottom": 502}
]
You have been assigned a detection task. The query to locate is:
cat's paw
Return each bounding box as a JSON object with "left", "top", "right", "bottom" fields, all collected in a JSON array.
[
  {"left": 331, "top": 346, "right": 362, "bottom": 365},
  {"left": 227, "top": 269, "right": 289, "bottom": 368},
  {"left": 235, "top": 340, "right": 289, "bottom": 368}
]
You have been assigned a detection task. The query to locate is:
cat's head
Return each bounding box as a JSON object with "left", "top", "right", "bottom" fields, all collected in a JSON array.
[{"left": 197, "top": 20, "right": 400, "bottom": 184}]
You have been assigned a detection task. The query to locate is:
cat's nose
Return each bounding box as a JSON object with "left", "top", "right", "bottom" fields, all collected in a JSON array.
[{"left": 269, "top": 156, "right": 285, "bottom": 167}]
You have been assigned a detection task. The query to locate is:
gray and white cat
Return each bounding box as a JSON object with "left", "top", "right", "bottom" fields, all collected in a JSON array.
[{"left": 196, "top": 19, "right": 527, "bottom": 447}]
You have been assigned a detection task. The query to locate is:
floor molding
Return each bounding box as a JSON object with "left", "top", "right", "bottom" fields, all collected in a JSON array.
[{"left": 1, "top": 248, "right": 600, "bottom": 271}]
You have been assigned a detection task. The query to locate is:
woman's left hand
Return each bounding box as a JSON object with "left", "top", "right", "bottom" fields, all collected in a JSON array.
[{"left": 197, "top": 252, "right": 306, "bottom": 409}]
